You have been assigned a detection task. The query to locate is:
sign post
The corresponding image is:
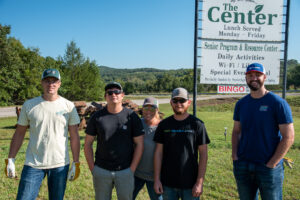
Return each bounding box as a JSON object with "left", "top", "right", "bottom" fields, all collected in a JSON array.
[
  {"left": 282, "top": 0, "right": 290, "bottom": 99},
  {"left": 193, "top": 0, "right": 199, "bottom": 116}
]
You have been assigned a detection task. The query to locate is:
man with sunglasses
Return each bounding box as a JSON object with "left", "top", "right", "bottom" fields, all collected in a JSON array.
[
  {"left": 5, "top": 69, "right": 81, "bottom": 200},
  {"left": 232, "top": 63, "right": 294, "bottom": 200},
  {"left": 154, "top": 87, "right": 210, "bottom": 200},
  {"left": 84, "top": 81, "right": 144, "bottom": 200}
]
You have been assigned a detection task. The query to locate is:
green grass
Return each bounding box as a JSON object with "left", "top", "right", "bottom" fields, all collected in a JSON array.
[{"left": 0, "top": 100, "right": 299, "bottom": 200}]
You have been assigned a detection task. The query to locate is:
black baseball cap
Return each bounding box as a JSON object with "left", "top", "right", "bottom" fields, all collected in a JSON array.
[{"left": 105, "top": 81, "right": 122, "bottom": 91}]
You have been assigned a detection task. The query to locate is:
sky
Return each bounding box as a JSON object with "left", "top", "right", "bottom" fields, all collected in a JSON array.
[{"left": 0, "top": 0, "right": 299, "bottom": 70}]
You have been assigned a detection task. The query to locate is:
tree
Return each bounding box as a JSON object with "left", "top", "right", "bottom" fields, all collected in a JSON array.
[
  {"left": 288, "top": 64, "right": 300, "bottom": 89},
  {"left": 124, "top": 82, "right": 135, "bottom": 94},
  {"left": 0, "top": 25, "right": 46, "bottom": 105},
  {"left": 0, "top": 25, "right": 20, "bottom": 105},
  {"left": 60, "top": 41, "right": 104, "bottom": 101}
]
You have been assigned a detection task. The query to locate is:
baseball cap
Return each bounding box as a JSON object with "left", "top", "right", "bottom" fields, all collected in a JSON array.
[
  {"left": 171, "top": 88, "right": 189, "bottom": 100},
  {"left": 105, "top": 81, "right": 122, "bottom": 91},
  {"left": 246, "top": 63, "right": 265, "bottom": 75},
  {"left": 41, "top": 69, "right": 61, "bottom": 80},
  {"left": 143, "top": 97, "right": 159, "bottom": 108}
]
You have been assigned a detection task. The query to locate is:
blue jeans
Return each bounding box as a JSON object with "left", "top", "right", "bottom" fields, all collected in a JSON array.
[
  {"left": 17, "top": 164, "right": 69, "bottom": 200},
  {"left": 132, "top": 176, "right": 163, "bottom": 200},
  {"left": 233, "top": 160, "right": 284, "bottom": 200},
  {"left": 92, "top": 165, "right": 134, "bottom": 200},
  {"left": 163, "top": 186, "right": 199, "bottom": 200}
]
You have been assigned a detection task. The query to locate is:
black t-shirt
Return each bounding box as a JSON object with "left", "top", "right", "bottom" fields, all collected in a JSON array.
[
  {"left": 85, "top": 107, "right": 144, "bottom": 171},
  {"left": 154, "top": 115, "right": 210, "bottom": 189}
]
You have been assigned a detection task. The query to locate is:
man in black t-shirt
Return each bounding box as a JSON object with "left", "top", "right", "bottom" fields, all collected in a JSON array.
[
  {"left": 154, "top": 87, "right": 210, "bottom": 200},
  {"left": 84, "top": 82, "right": 144, "bottom": 200}
]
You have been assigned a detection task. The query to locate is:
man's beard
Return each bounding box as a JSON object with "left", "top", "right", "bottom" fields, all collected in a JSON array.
[
  {"left": 172, "top": 106, "right": 188, "bottom": 115},
  {"left": 247, "top": 80, "right": 262, "bottom": 91}
]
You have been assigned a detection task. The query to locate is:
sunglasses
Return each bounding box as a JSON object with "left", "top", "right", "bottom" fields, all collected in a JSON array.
[
  {"left": 43, "top": 79, "right": 60, "bottom": 84},
  {"left": 143, "top": 106, "right": 156, "bottom": 112},
  {"left": 172, "top": 98, "right": 187, "bottom": 104},
  {"left": 106, "top": 90, "right": 122, "bottom": 95}
]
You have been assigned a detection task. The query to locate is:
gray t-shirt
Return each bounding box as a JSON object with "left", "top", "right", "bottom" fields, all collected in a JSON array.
[{"left": 134, "top": 118, "right": 157, "bottom": 181}]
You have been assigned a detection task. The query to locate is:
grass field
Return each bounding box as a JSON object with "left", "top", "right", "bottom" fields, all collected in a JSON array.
[{"left": 0, "top": 97, "right": 299, "bottom": 200}]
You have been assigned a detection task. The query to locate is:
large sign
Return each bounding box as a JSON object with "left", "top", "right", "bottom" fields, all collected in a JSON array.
[{"left": 200, "top": 0, "right": 284, "bottom": 85}]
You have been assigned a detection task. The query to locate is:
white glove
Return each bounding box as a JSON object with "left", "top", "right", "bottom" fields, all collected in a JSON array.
[
  {"left": 5, "top": 158, "right": 16, "bottom": 178},
  {"left": 67, "top": 162, "right": 80, "bottom": 181}
]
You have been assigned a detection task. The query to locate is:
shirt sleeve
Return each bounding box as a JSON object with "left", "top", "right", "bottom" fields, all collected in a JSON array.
[
  {"left": 131, "top": 112, "right": 145, "bottom": 137},
  {"left": 276, "top": 99, "right": 293, "bottom": 124},
  {"left": 233, "top": 101, "right": 240, "bottom": 121},
  {"left": 85, "top": 112, "right": 98, "bottom": 136},
  {"left": 153, "top": 123, "right": 164, "bottom": 144},
  {"left": 196, "top": 121, "right": 210, "bottom": 145},
  {"left": 17, "top": 102, "right": 29, "bottom": 126},
  {"left": 69, "top": 105, "right": 80, "bottom": 126}
]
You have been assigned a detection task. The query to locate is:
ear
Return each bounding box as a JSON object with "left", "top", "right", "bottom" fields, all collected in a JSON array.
[{"left": 187, "top": 100, "right": 192, "bottom": 105}]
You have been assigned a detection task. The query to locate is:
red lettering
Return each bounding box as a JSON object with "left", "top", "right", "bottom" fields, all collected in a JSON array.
[
  {"left": 219, "top": 85, "right": 247, "bottom": 93},
  {"left": 219, "top": 86, "right": 224, "bottom": 92},
  {"left": 233, "top": 86, "right": 238, "bottom": 92},
  {"left": 226, "top": 86, "right": 232, "bottom": 92},
  {"left": 239, "top": 86, "right": 245, "bottom": 92}
]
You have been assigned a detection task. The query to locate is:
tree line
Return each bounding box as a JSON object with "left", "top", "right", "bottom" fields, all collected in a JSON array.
[
  {"left": 0, "top": 25, "right": 103, "bottom": 106},
  {"left": 1, "top": 24, "right": 300, "bottom": 106}
]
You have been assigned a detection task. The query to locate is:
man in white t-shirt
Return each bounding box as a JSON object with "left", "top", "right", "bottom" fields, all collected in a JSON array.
[{"left": 5, "top": 69, "right": 81, "bottom": 200}]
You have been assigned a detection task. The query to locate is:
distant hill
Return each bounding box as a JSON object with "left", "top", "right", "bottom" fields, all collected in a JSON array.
[
  {"left": 99, "top": 65, "right": 191, "bottom": 82},
  {"left": 98, "top": 65, "right": 196, "bottom": 93}
]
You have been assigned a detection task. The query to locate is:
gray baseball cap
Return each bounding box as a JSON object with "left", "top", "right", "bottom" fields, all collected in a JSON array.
[
  {"left": 171, "top": 88, "right": 189, "bottom": 100},
  {"left": 42, "top": 69, "right": 61, "bottom": 80},
  {"left": 143, "top": 97, "right": 159, "bottom": 108}
]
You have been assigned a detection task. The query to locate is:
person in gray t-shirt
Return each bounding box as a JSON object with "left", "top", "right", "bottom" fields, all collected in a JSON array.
[{"left": 133, "top": 97, "right": 163, "bottom": 200}]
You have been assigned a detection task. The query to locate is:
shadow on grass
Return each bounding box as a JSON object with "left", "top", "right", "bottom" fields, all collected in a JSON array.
[
  {"left": 0, "top": 138, "right": 29, "bottom": 141},
  {"left": 291, "top": 142, "right": 300, "bottom": 150},
  {"left": 80, "top": 136, "right": 86, "bottom": 140},
  {"left": 2, "top": 125, "right": 16, "bottom": 129}
]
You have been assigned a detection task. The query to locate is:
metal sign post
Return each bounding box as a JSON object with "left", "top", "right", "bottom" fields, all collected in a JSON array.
[
  {"left": 193, "top": 0, "right": 199, "bottom": 117},
  {"left": 282, "top": 0, "right": 290, "bottom": 99}
]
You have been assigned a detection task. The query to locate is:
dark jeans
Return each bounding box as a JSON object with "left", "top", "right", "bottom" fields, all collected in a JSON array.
[
  {"left": 233, "top": 160, "right": 284, "bottom": 200},
  {"left": 17, "top": 164, "right": 69, "bottom": 200},
  {"left": 132, "top": 176, "right": 163, "bottom": 200}
]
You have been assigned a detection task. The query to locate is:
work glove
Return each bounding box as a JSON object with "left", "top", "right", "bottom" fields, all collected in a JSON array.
[
  {"left": 68, "top": 161, "right": 80, "bottom": 181},
  {"left": 5, "top": 158, "right": 16, "bottom": 178},
  {"left": 283, "top": 157, "right": 294, "bottom": 169}
]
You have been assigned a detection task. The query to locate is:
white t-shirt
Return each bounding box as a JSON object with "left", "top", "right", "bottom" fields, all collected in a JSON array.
[{"left": 18, "top": 96, "right": 80, "bottom": 169}]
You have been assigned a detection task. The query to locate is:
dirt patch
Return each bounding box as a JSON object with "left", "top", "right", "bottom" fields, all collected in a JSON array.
[{"left": 197, "top": 97, "right": 240, "bottom": 107}]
